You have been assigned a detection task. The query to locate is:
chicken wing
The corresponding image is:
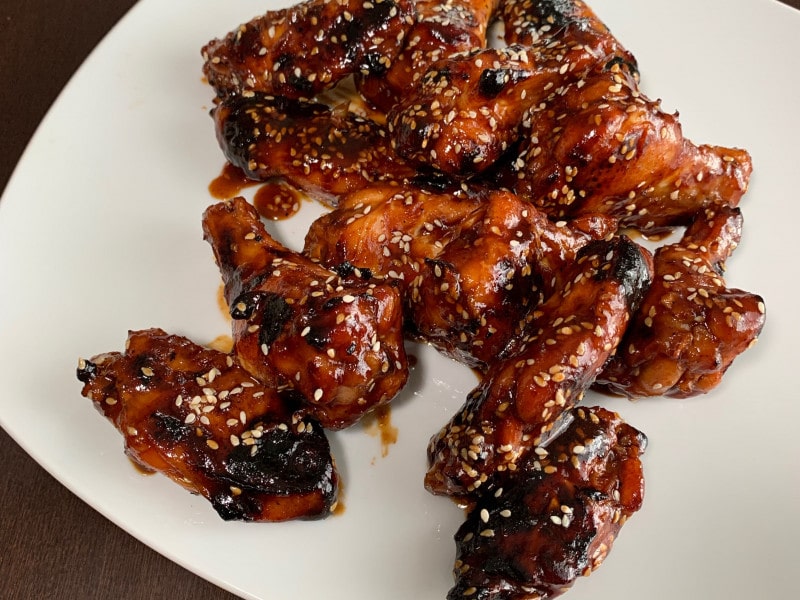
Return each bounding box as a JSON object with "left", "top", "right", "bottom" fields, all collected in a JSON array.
[
  {"left": 304, "top": 183, "right": 617, "bottom": 369},
  {"left": 448, "top": 405, "right": 647, "bottom": 600},
  {"left": 425, "top": 236, "right": 651, "bottom": 498},
  {"left": 202, "top": 0, "right": 414, "bottom": 99},
  {"left": 213, "top": 93, "right": 417, "bottom": 205},
  {"left": 596, "top": 204, "right": 766, "bottom": 397},
  {"left": 502, "top": 64, "right": 752, "bottom": 233},
  {"left": 203, "top": 197, "right": 409, "bottom": 430},
  {"left": 77, "top": 328, "right": 338, "bottom": 522},
  {"left": 356, "top": 0, "right": 499, "bottom": 112}
]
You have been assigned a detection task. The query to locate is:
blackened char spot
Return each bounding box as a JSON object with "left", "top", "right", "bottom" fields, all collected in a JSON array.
[
  {"left": 611, "top": 236, "right": 652, "bottom": 311},
  {"left": 304, "top": 325, "right": 329, "bottom": 350},
  {"left": 478, "top": 68, "right": 509, "bottom": 97},
  {"left": 410, "top": 169, "right": 459, "bottom": 193},
  {"left": 224, "top": 420, "right": 334, "bottom": 495},
  {"left": 361, "top": 52, "right": 388, "bottom": 76},
  {"left": 150, "top": 411, "right": 188, "bottom": 444},
  {"left": 535, "top": 0, "right": 586, "bottom": 29},
  {"left": 76, "top": 359, "right": 97, "bottom": 383},
  {"left": 605, "top": 55, "right": 639, "bottom": 79},
  {"left": 333, "top": 261, "right": 373, "bottom": 281},
  {"left": 578, "top": 237, "right": 651, "bottom": 311},
  {"left": 259, "top": 293, "right": 294, "bottom": 347},
  {"left": 211, "top": 490, "right": 262, "bottom": 521},
  {"left": 230, "top": 290, "right": 262, "bottom": 320}
]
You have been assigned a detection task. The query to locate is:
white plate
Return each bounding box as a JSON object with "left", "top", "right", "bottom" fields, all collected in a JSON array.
[{"left": 1, "top": 1, "right": 799, "bottom": 599}]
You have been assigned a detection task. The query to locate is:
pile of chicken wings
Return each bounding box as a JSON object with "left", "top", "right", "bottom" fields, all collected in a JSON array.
[{"left": 77, "top": 0, "right": 765, "bottom": 598}]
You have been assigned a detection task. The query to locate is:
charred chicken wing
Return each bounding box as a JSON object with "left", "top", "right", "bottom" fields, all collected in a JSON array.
[
  {"left": 596, "top": 205, "right": 766, "bottom": 397},
  {"left": 202, "top": 0, "right": 414, "bottom": 99},
  {"left": 203, "top": 197, "right": 409, "bottom": 430},
  {"left": 448, "top": 405, "right": 647, "bottom": 600},
  {"left": 77, "top": 328, "right": 338, "bottom": 522},
  {"left": 425, "top": 236, "right": 651, "bottom": 498}
]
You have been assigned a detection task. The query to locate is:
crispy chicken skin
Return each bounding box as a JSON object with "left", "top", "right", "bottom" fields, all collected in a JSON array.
[
  {"left": 201, "top": 0, "right": 414, "bottom": 99},
  {"left": 304, "top": 183, "right": 617, "bottom": 369},
  {"left": 448, "top": 406, "right": 647, "bottom": 600},
  {"left": 213, "top": 94, "right": 417, "bottom": 205},
  {"left": 356, "top": 0, "right": 499, "bottom": 112},
  {"left": 596, "top": 205, "right": 766, "bottom": 397},
  {"left": 76, "top": 328, "right": 338, "bottom": 522},
  {"left": 425, "top": 236, "right": 651, "bottom": 498},
  {"left": 203, "top": 197, "right": 409, "bottom": 430}
]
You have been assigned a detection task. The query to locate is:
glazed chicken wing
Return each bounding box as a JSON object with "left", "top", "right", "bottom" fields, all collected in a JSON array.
[
  {"left": 203, "top": 197, "right": 409, "bottom": 430},
  {"left": 304, "top": 183, "right": 617, "bottom": 369},
  {"left": 202, "top": 0, "right": 414, "bottom": 99},
  {"left": 77, "top": 328, "right": 338, "bottom": 522},
  {"left": 356, "top": 0, "right": 499, "bottom": 112},
  {"left": 596, "top": 205, "right": 766, "bottom": 397},
  {"left": 213, "top": 93, "right": 417, "bottom": 205},
  {"left": 425, "top": 236, "right": 651, "bottom": 498},
  {"left": 448, "top": 406, "right": 647, "bottom": 600},
  {"left": 502, "top": 65, "right": 752, "bottom": 233}
]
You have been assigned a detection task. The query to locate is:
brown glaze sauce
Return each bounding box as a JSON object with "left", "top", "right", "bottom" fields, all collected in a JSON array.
[
  {"left": 363, "top": 404, "right": 399, "bottom": 458},
  {"left": 207, "top": 335, "right": 234, "bottom": 354},
  {"left": 209, "top": 163, "right": 260, "bottom": 200},
  {"left": 216, "top": 283, "right": 230, "bottom": 322},
  {"left": 331, "top": 479, "right": 346, "bottom": 516},
  {"left": 253, "top": 179, "right": 304, "bottom": 221}
]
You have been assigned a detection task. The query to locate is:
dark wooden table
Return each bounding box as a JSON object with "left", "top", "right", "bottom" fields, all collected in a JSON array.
[{"left": 2, "top": 1, "right": 799, "bottom": 598}]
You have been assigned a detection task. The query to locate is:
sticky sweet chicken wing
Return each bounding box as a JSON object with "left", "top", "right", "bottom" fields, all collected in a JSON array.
[
  {"left": 596, "top": 204, "right": 766, "bottom": 397},
  {"left": 448, "top": 405, "right": 647, "bottom": 600},
  {"left": 425, "top": 236, "right": 651, "bottom": 498},
  {"left": 77, "top": 328, "right": 338, "bottom": 522},
  {"left": 203, "top": 197, "right": 409, "bottom": 430}
]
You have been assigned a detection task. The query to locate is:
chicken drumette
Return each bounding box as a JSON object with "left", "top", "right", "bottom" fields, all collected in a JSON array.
[
  {"left": 77, "top": 328, "right": 338, "bottom": 521},
  {"left": 596, "top": 204, "right": 766, "bottom": 398},
  {"left": 448, "top": 405, "right": 647, "bottom": 600},
  {"left": 203, "top": 197, "right": 409, "bottom": 430}
]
